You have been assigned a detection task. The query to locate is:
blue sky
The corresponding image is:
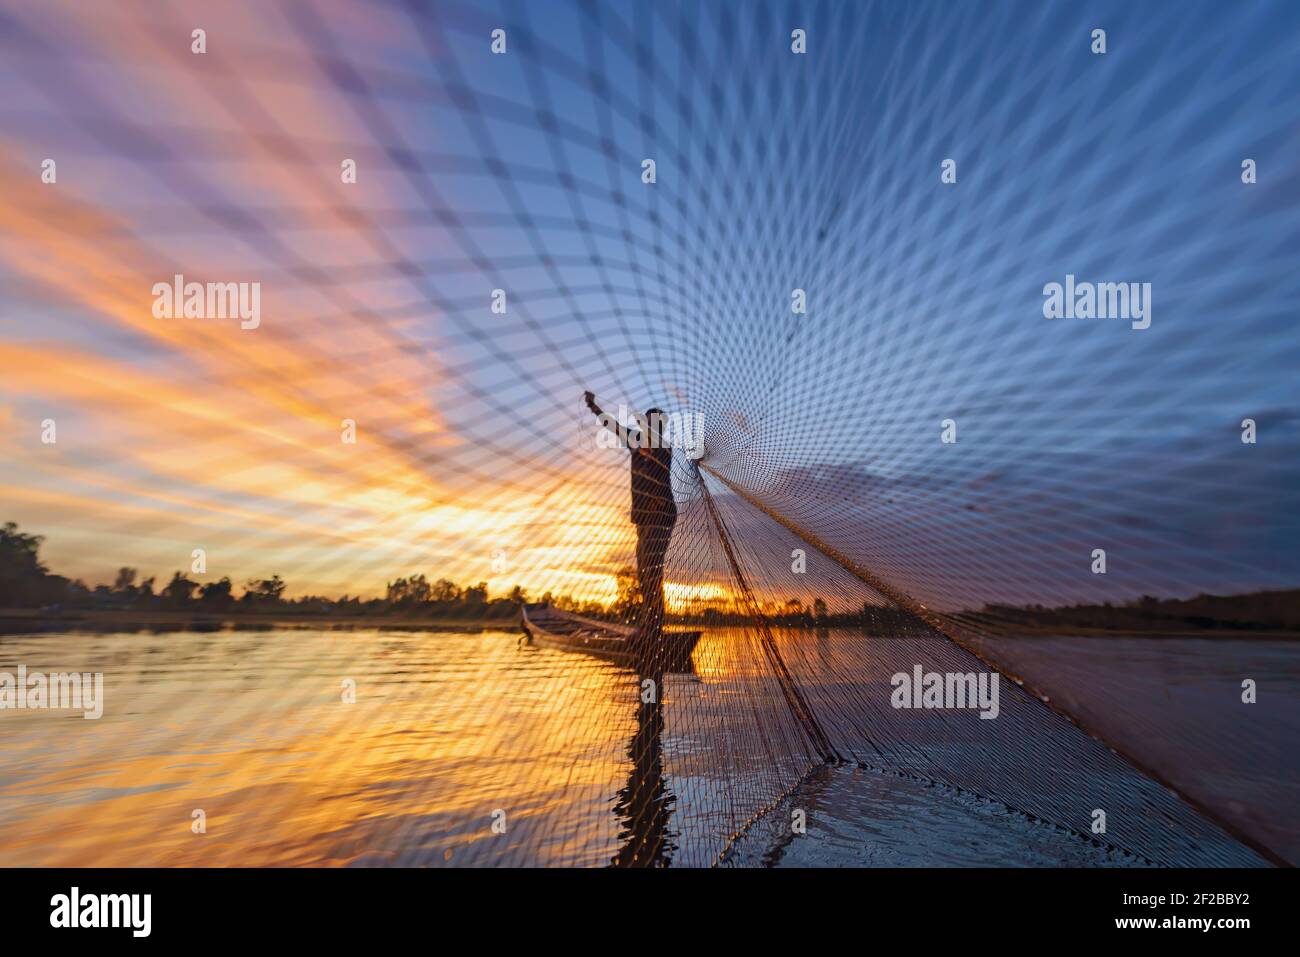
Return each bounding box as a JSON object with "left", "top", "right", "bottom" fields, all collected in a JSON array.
[{"left": 1, "top": 0, "right": 1297, "bottom": 609}]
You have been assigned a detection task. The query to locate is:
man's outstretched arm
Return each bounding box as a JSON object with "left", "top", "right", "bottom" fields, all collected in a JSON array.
[{"left": 585, "top": 391, "right": 640, "bottom": 448}]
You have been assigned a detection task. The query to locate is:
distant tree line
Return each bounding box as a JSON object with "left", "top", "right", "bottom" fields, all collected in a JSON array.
[
  {"left": 970, "top": 592, "right": 1300, "bottom": 633},
  {"left": 673, "top": 595, "right": 930, "bottom": 632},
  {"left": 0, "top": 522, "right": 522, "bottom": 620},
  {"left": 5, "top": 521, "right": 1295, "bottom": 630}
]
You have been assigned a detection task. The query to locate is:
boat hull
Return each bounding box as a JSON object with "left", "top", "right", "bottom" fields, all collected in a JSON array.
[{"left": 520, "top": 603, "right": 700, "bottom": 673}]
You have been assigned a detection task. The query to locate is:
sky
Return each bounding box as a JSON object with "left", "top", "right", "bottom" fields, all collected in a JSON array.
[{"left": 1, "top": 0, "right": 1298, "bottom": 611}]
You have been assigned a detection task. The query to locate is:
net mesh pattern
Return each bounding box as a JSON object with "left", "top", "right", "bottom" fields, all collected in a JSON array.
[{"left": 1, "top": 0, "right": 1297, "bottom": 867}]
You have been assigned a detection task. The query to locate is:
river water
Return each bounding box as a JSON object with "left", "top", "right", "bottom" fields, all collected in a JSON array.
[{"left": 0, "top": 627, "right": 1290, "bottom": 866}]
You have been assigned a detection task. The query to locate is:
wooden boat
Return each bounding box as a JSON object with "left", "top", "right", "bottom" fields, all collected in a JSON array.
[{"left": 520, "top": 602, "right": 700, "bottom": 673}]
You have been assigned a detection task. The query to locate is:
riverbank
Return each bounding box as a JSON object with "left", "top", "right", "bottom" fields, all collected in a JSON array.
[{"left": 4, "top": 607, "right": 1296, "bottom": 640}]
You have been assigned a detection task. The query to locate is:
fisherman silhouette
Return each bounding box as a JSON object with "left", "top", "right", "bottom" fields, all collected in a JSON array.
[{"left": 585, "top": 391, "right": 677, "bottom": 653}]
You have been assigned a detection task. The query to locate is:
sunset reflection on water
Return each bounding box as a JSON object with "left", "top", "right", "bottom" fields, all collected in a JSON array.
[{"left": 0, "top": 628, "right": 645, "bottom": 866}]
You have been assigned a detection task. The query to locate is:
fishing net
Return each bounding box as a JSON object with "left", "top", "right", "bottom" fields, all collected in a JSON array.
[{"left": 1, "top": 0, "right": 1297, "bottom": 867}]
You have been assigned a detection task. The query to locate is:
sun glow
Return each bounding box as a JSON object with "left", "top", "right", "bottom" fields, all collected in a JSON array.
[{"left": 665, "top": 580, "right": 735, "bottom": 613}]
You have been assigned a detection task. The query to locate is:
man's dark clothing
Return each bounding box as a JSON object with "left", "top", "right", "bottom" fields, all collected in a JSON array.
[
  {"left": 630, "top": 444, "right": 676, "bottom": 527},
  {"left": 629, "top": 441, "right": 674, "bottom": 636}
]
